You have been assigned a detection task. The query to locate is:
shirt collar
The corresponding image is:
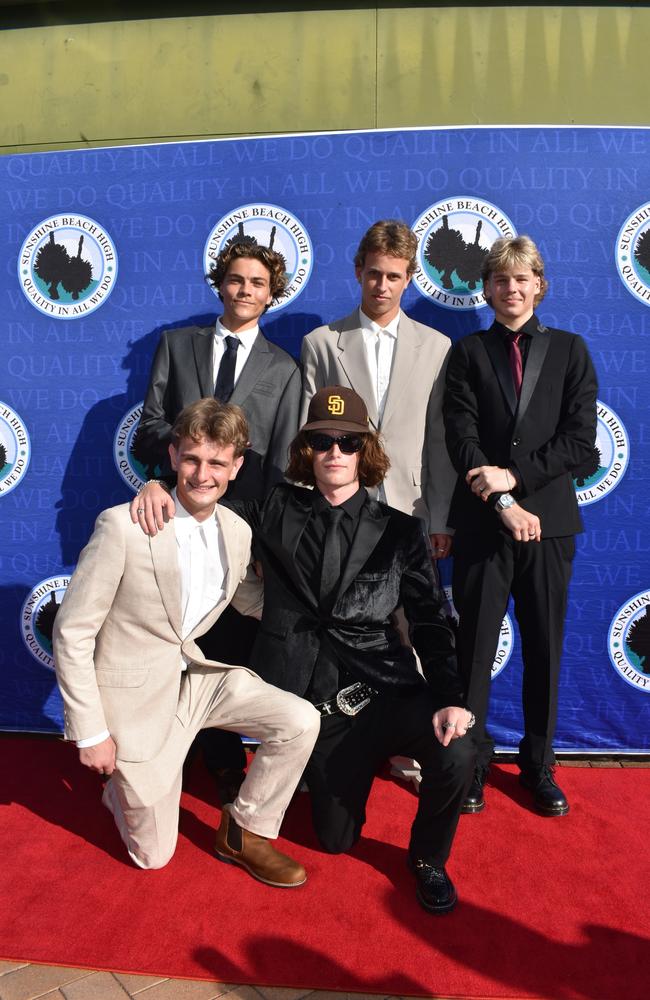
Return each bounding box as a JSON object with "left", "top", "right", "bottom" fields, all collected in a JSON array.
[
  {"left": 359, "top": 308, "right": 400, "bottom": 339},
  {"left": 312, "top": 486, "right": 367, "bottom": 520},
  {"left": 215, "top": 318, "right": 259, "bottom": 350},
  {"left": 172, "top": 488, "right": 218, "bottom": 540},
  {"left": 494, "top": 314, "right": 540, "bottom": 340}
]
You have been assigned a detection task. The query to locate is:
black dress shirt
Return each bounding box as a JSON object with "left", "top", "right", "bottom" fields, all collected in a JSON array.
[{"left": 297, "top": 487, "right": 368, "bottom": 703}]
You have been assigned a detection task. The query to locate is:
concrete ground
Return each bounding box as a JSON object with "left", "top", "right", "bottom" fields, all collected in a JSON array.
[{"left": 1, "top": 759, "right": 647, "bottom": 1000}]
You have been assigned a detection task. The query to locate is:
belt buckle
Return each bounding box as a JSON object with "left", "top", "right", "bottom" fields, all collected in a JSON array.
[{"left": 336, "top": 682, "right": 374, "bottom": 717}]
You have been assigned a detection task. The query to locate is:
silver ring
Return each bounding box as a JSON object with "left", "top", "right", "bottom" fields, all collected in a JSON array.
[
  {"left": 137, "top": 508, "right": 145, "bottom": 514},
  {"left": 442, "top": 722, "right": 456, "bottom": 730}
]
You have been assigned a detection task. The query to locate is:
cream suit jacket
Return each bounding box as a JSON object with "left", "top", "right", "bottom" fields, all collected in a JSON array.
[
  {"left": 300, "top": 308, "right": 457, "bottom": 534},
  {"left": 53, "top": 502, "right": 263, "bottom": 763}
]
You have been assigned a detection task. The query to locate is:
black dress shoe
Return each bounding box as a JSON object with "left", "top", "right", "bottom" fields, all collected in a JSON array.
[
  {"left": 519, "top": 766, "right": 569, "bottom": 816},
  {"left": 213, "top": 767, "right": 246, "bottom": 806},
  {"left": 408, "top": 857, "right": 457, "bottom": 914},
  {"left": 461, "top": 765, "right": 489, "bottom": 814}
]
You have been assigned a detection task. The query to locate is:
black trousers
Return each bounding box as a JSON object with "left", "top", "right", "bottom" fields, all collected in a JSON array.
[
  {"left": 304, "top": 689, "right": 474, "bottom": 865},
  {"left": 452, "top": 532, "right": 575, "bottom": 772}
]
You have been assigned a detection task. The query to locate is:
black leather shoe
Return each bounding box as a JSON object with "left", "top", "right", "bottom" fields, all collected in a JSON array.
[
  {"left": 214, "top": 768, "right": 246, "bottom": 806},
  {"left": 461, "top": 766, "right": 489, "bottom": 814},
  {"left": 408, "top": 857, "right": 457, "bottom": 914},
  {"left": 519, "top": 766, "right": 569, "bottom": 816}
]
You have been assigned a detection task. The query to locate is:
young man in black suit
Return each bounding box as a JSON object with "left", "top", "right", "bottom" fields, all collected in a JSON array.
[
  {"left": 133, "top": 387, "right": 475, "bottom": 914},
  {"left": 443, "top": 235, "right": 598, "bottom": 817},
  {"left": 136, "top": 241, "right": 301, "bottom": 802}
]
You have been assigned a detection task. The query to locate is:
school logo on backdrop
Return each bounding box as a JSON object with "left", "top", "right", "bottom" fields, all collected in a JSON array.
[
  {"left": 113, "top": 403, "right": 162, "bottom": 493},
  {"left": 608, "top": 591, "right": 650, "bottom": 693},
  {"left": 21, "top": 576, "right": 70, "bottom": 669},
  {"left": 616, "top": 202, "right": 650, "bottom": 305},
  {"left": 0, "top": 402, "right": 31, "bottom": 497},
  {"left": 412, "top": 198, "right": 516, "bottom": 310},
  {"left": 18, "top": 215, "right": 118, "bottom": 319},
  {"left": 443, "top": 587, "right": 514, "bottom": 679},
  {"left": 573, "top": 402, "right": 629, "bottom": 506},
  {"left": 203, "top": 204, "right": 313, "bottom": 312}
]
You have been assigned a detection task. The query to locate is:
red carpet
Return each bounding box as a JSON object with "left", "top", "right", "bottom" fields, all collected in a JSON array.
[{"left": 1, "top": 736, "right": 648, "bottom": 1000}]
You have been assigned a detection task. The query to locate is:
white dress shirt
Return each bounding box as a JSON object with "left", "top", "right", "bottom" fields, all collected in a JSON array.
[
  {"left": 173, "top": 490, "right": 227, "bottom": 641},
  {"left": 212, "top": 319, "right": 259, "bottom": 390},
  {"left": 359, "top": 308, "right": 399, "bottom": 420}
]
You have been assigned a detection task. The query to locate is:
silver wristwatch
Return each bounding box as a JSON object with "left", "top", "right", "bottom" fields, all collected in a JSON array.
[{"left": 495, "top": 492, "right": 515, "bottom": 512}]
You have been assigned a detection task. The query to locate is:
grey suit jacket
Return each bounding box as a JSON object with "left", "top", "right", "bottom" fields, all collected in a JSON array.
[
  {"left": 137, "top": 324, "right": 301, "bottom": 499},
  {"left": 53, "top": 502, "right": 263, "bottom": 763},
  {"left": 300, "top": 308, "right": 456, "bottom": 533}
]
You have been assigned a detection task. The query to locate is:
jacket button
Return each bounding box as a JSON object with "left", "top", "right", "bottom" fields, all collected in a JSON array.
[{"left": 512, "top": 437, "right": 520, "bottom": 446}]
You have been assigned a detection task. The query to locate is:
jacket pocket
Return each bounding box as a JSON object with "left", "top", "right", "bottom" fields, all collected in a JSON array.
[{"left": 95, "top": 668, "right": 149, "bottom": 688}]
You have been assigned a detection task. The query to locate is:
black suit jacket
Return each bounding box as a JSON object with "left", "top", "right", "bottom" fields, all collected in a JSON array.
[
  {"left": 443, "top": 318, "right": 598, "bottom": 538},
  {"left": 231, "top": 484, "right": 464, "bottom": 710},
  {"left": 137, "top": 324, "right": 301, "bottom": 499}
]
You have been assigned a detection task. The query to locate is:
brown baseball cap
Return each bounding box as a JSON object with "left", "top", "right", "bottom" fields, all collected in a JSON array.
[{"left": 301, "top": 386, "right": 371, "bottom": 434}]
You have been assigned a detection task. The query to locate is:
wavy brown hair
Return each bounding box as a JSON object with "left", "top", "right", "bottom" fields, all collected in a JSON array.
[
  {"left": 286, "top": 430, "right": 390, "bottom": 489},
  {"left": 481, "top": 235, "right": 549, "bottom": 307},
  {"left": 171, "top": 398, "right": 250, "bottom": 457},
  {"left": 354, "top": 220, "right": 418, "bottom": 277},
  {"left": 206, "top": 242, "right": 288, "bottom": 303}
]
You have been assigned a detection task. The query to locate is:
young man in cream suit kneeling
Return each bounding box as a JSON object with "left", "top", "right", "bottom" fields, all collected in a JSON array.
[{"left": 53, "top": 398, "right": 320, "bottom": 886}]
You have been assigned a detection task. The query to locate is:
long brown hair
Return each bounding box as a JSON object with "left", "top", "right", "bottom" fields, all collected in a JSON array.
[{"left": 286, "top": 430, "right": 390, "bottom": 488}]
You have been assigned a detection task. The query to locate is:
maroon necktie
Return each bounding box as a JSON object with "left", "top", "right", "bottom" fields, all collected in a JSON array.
[{"left": 508, "top": 331, "right": 523, "bottom": 398}]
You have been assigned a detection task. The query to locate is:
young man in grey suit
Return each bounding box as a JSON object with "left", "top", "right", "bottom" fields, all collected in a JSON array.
[
  {"left": 54, "top": 399, "right": 319, "bottom": 885},
  {"left": 137, "top": 241, "right": 300, "bottom": 499},
  {"left": 300, "top": 220, "right": 456, "bottom": 561},
  {"left": 136, "top": 242, "right": 302, "bottom": 798}
]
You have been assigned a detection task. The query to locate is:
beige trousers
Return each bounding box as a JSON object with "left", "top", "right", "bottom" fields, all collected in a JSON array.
[{"left": 103, "top": 664, "right": 320, "bottom": 869}]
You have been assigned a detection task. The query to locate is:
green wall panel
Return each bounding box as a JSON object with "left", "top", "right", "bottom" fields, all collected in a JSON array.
[
  {"left": 377, "top": 5, "right": 645, "bottom": 127},
  {"left": 0, "top": 5, "right": 646, "bottom": 155}
]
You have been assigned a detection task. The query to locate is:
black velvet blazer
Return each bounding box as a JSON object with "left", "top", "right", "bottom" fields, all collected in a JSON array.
[{"left": 231, "top": 484, "right": 464, "bottom": 710}]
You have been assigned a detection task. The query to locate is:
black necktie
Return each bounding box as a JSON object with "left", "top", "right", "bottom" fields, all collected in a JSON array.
[
  {"left": 319, "top": 507, "right": 345, "bottom": 610},
  {"left": 214, "top": 335, "right": 239, "bottom": 402}
]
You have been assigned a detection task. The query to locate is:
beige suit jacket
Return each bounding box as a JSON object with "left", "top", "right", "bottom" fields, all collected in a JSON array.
[
  {"left": 53, "top": 502, "right": 263, "bottom": 763},
  {"left": 300, "top": 308, "right": 457, "bottom": 533}
]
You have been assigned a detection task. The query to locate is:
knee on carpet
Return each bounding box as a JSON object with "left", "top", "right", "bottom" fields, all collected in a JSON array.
[
  {"left": 315, "top": 824, "right": 359, "bottom": 855},
  {"left": 128, "top": 842, "right": 175, "bottom": 870}
]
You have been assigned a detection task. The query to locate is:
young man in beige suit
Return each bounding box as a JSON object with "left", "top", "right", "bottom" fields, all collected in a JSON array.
[
  {"left": 53, "top": 399, "right": 319, "bottom": 885},
  {"left": 300, "top": 220, "right": 456, "bottom": 561}
]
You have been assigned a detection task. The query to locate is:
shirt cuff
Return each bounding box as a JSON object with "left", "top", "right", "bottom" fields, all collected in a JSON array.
[{"left": 76, "top": 729, "right": 110, "bottom": 748}]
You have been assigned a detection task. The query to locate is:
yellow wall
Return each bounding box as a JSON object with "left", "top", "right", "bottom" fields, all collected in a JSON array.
[{"left": 1, "top": 5, "right": 647, "bottom": 154}]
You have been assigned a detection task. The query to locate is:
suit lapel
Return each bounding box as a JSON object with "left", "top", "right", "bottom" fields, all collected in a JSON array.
[
  {"left": 230, "top": 334, "right": 270, "bottom": 406},
  {"left": 380, "top": 313, "right": 421, "bottom": 430},
  {"left": 191, "top": 327, "right": 216, "bottom": 397},
  {"left": 149, "top": 526, "right": 183, "bottom": 639},
  {"left": 336, "top": 311, "right": 379, "bottom": 429},
  {"left": 482, "top": 325, "right": 518, "bottom": 416},
  {"left": 335, "top": 500, "right": 390, "bottom": 605},
  {"left": 514, "top": 324, "right": 551, "bottom": 431}
]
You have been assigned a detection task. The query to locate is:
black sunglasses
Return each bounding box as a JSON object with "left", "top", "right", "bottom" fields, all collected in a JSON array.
[{"left": 307, "top": 432, "right": 364, "bottom": 454}]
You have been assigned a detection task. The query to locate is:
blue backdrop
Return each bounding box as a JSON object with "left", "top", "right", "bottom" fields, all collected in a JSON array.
[{"left": 1, "top": 127, "right": 649, "bottom": 751}]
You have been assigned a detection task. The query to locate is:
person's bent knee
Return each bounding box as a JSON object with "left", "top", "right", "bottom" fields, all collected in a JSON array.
[
  {"left": 287, "top": 699, "right": 321, "bottom": 740},
  {"left": 316, "top": 828, "right": 358, "bottom": 855},
  {"left": 128, "top": 842, "right": 175, "bottom": 870}
]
